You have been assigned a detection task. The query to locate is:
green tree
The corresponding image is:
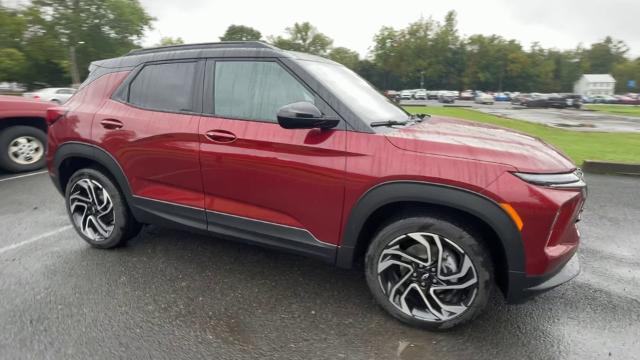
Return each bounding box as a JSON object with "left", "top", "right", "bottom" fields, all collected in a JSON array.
[
  {"left": 613, "top": 58, "right": 640, "bottom": 93},
  {"left": 328, "top": 47, "right": 359, "bottom": 69},
  {"left": 157, "top": 37, "right": 184, "bottom": 46},
  {"left": 583, "top": 37, "right": 628, "bottom": 74},
  {"left": 269, "top": 22, "right": 333, "bottom": 56},
  {"left": 219, "top": 25, "right": 262, "bottom": 41},
  {"left": 26, "top": 0, "right": 154, "bottom": 84},
  {"left": 0, "top": 48, "right": 27, "bottom": 82}
]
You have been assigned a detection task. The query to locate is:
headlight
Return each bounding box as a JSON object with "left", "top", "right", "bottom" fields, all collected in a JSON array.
[{"left": 513, "top": 169, "right": 586, "bottom": 188}]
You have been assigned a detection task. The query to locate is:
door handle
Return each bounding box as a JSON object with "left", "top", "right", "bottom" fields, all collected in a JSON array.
[
  {"left": 100, "top": 118, "right": 123, "bottom": 130},
  {"left": 205, "top": 129, "right": 237, "bottom": 144}
]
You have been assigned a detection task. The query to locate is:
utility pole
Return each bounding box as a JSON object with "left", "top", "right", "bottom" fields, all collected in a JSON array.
[
  {"left": 69, "top": 41, "right": 85, "bottom": 87},
  {"left": 420, "top": 71, "right": 425, "bottom": 89}
]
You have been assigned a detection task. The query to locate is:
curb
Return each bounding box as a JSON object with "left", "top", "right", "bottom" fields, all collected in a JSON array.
[{"left": 582, "top": 160, "right": 640, "bottom": 176}]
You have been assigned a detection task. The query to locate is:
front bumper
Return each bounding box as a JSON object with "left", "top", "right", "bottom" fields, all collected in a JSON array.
[{"left": 506, "top": 252, "right": 580, "bottom": 304}]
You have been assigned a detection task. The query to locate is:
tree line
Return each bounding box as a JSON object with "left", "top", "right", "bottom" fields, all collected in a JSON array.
[{"left": 1, "top": 2, "right": 638, "bottom": 93}]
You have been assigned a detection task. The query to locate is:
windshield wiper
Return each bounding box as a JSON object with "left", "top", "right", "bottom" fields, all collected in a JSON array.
[{"left": 370, "top": 120, "right": 410, "bottom": 127}]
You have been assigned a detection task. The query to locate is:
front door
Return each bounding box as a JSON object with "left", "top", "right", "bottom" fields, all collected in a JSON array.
[{"left": 198, "top": 59, "right": 347, "bottom": 258}]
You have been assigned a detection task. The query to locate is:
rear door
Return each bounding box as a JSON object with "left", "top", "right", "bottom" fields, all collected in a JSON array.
[
  {"left": 93, "top": 60, "right": 205, "bottom": 225},
  {"left": 198, "top": 59, "right": 347, "bottom": 257}
]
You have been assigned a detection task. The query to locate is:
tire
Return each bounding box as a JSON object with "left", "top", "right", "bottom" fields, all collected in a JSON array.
[
  {"left": 65, "top": 167, "right": 141, "bottom": 248},
  {"left": 0, "top": 126, "right": 47, "bottom": 173},
  {"left": 365, "top": 215, "right": 493, "bottom": 331}
]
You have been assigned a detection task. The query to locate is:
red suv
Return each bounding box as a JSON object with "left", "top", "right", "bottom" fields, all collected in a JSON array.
[{"left": 47, "top": 42, "right": 586, "bottom": 330}]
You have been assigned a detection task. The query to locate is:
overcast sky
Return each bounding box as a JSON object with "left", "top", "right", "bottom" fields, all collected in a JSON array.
[{"left": 138, "top": 0, "right": 640, "bottom": 57}]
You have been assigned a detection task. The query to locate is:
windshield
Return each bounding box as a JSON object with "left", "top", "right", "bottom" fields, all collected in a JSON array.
[{"left": 298, "top": 60, "right": 409, "bottom": 125}]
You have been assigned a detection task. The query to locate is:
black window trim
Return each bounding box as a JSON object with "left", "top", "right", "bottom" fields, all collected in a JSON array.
[
  {"left": 202, "top": 57, "right": 344, "bottom": 127},
  {"left": 112, "top": 58, "right": 205, "bottom": 116}
]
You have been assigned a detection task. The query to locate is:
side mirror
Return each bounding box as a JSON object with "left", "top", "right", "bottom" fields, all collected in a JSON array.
[{"left": 277, "top": 102, "right": 339, "bottom": 130}]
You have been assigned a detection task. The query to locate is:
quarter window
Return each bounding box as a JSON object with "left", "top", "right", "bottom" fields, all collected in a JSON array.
[
  {"left": 129, "top": 62, "right": 197, "bottom": 112},
  {"left": 214, "top": 61, "right": 314, "bottom": 122}
]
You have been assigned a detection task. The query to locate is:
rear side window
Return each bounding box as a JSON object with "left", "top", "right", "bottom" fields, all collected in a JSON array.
[
  {"left": 129, "top": 62, "right": 197, "bottom": 112},
  {"left": 214, "top": 61, "right": 314, "bottom": 122}
]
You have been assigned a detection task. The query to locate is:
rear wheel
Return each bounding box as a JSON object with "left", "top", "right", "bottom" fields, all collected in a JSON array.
[
  {"left": 0, "top": 126, "right": 46, "bottom": 173},
  {"left": 365, "top": 215, "right": 493, "bottom": 330},
  {"left": 65, "top": 168, "right": 141, "bottom": 248}
]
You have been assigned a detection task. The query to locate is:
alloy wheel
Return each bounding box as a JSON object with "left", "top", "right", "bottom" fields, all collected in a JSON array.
[
  {"left": 8, "top": 136, "right": 44, "bottom": 165},
  {"left": 377, "top": 232, "right": 478, "bottom": 322},
  {"left": 69, "top": 178, "right": 115, "bottom": 241}
]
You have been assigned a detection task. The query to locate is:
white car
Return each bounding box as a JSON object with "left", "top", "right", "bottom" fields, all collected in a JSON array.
[
  {"left": 400, "top": 90, "right": 413, "bottom": 100},
  {"left": 22, "top": 87, "right": 76, "bottom": 104},
  {"left": 414, "top": 89, "right": 427, "bottom": 100},
  {"left": 474, "top": 93, "right": 494, "bottom": 105}
]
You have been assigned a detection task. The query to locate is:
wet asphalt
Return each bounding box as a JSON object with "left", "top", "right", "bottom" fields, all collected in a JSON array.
[{"left": 0, "top": 170, "right": 639, "bottom": 360}]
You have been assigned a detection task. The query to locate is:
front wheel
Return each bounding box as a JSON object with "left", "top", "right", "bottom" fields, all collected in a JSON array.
[
  {"left": 65, "top": 168, "right": 141, "bottom": 248},
  {"left": 365, "top": 215, "right": 494, "bottom": 330}
]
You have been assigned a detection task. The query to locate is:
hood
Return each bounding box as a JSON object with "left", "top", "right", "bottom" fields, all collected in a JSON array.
[{"left": 385, "top": 116, "right": 575, "bottom": 173}]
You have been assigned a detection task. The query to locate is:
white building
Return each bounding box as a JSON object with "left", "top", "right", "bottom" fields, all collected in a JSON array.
[{"left": 573, "top": 74, "right": 616, "bottom": 97}]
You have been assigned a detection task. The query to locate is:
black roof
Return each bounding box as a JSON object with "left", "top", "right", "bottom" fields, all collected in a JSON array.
[
  {"left": 125, "top": 41, "right": 277, "bottom": 56},
  {"left": 91, "top": 41, "right": 331, "bottom": 70}
]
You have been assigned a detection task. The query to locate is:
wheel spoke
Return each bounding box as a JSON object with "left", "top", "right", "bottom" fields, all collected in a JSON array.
[
  {"left": 386, "top": 268, "right": 415, "bottom": 304},
  {"left": 380, "top": 248, "right": 429, "bottom": 268}
]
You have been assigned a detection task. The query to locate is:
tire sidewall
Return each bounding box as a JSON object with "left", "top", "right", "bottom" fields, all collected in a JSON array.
[
  {"left": 0, "top": 126, "right": 47, "bottom": 173},
  {"left": 65, "top": 168, "right": 131, "bottom": 248},
  {"left": 365, "top": 216, "right": 493, "bottom": 330}
]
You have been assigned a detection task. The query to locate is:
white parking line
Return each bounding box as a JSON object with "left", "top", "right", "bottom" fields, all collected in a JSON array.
[
  {"left": 0, "top": 226, "right": 73, "bottom": 255},
  {"left": 0, "top": 170, "right": 48, "bottom": 183}
]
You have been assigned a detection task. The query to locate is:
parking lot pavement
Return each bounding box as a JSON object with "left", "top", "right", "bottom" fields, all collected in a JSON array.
[
  {"left": 1, "top": 172, "right": 639, "bottom": 360},
  {"left": 402, "top": 100, "right": 640, "bottom": 132}
]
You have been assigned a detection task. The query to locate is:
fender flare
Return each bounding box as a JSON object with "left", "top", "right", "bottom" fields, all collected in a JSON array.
[
  {"left": 336, "top": 181, "right": 526, "bottom": 276},
  {"left": 52, "top": 141, "right": 133, "bottom": 201}
]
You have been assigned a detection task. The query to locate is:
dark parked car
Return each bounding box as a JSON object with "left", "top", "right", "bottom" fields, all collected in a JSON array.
[
  {"left": 510, "top": 93, "right": 530, "bottom": 106},
  {"left": 47, "top": 42, "right": 586, "bottom": 331},
  {"left": 438, "top": 93, "right": 456, "bottom": 103}
]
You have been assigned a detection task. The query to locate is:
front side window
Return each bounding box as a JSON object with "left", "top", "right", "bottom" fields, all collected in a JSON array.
[
  {"left": 214, "top": 61, "right": 314, "bottom": 122},
  {"left": 129, "top": 62, "right": 197, "bottom": 112}
]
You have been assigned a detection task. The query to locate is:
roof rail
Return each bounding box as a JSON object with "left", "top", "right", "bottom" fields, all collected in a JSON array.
[{"left": 126, "top": 41, "right": 277, "bottom": 56}]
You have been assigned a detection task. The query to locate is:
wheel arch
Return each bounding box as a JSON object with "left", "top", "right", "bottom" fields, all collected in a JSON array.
[
  {"left": 0, "top": 117, "right": 47, "bottom": 134},
  {"left": 53, "top": 142, "right": 133, "bottom": 202},
  {"left": 336, "top": 181, "right": 526, "bottom": 294}
]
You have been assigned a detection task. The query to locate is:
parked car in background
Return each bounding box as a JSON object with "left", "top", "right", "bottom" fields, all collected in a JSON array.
[
  {"left": 563, "top": 94, "right": 583, "bottom": 109},
  {"left": 615, "top": 95, "right": 640, "bottom": 105},
  {"left": 591, "top": 95, "right": 618, "bottom": 104},
  {"left": 494, "top": 93, "right": 510, "bottom": 101},
  {"left": 384, "top": 90, "right": 399, "bottom": 101},
  {"left": 545, "top": 94, "right": 571, "bottom": 109},
  {"left": 0, "top": 95, "right": 50, "bottom": 172},
  {"left": 523, "top": 94, "right": 552, "bottom": 108},
  {"left": 459, "top": 90, "right": 474, "bottom": 100},
  {"left": 22, "top": 87, "right": 76, "bottom": 104},
  {"left": 438, "top": 92, "right": 456, "bottom": 103},
  {"left": 511, "top": 93, "right": 529, "bottom": 106},
  {"left": 474, "top": 92, "right": 494, "bottom": 105},
  {"left": 414, "top": 89, "right": 427, "bottom": 100},
  {"left": 47, "top": 41, "right": 585, "bottom": 331},
  {"left": 400, "top": 90, "right": 413, "bottom": 100},
  {"left": 427, "top": 90, "right": 440, "bottom": 100}
]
